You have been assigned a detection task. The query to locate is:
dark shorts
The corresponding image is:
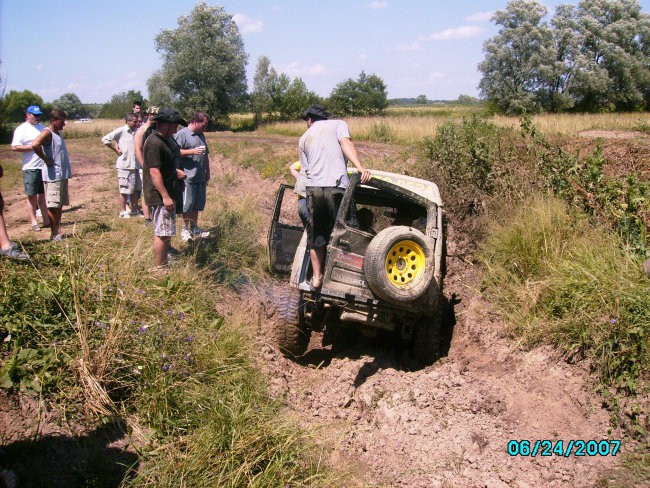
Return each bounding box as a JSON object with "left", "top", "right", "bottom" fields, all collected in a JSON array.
[
  {"left": 306, "top": 186, "right": 344, "bottom": 248},
  {"left": 182, "top": 181, "right": 207, "bottom": 213},
  {"left": 297, "top": 196, "right": 310, "bottom": 228},
  {"left": 23, "top": 169, "right": 45, "bottom": 196}
]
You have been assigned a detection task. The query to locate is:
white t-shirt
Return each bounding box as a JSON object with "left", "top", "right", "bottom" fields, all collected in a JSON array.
[
  {"left": 11, "top": 121, "right": 46, "bottom": 170},
  {"left": 298, "top": 119, "right": 351, "bottom": 188}
]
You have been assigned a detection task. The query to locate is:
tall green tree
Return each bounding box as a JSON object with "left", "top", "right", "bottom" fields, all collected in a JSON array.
[
  {"left": 250, "top": 56, "right": 273, "bottom": 125},
  {"left": 250, "top": 56, "right": 320, "bottom": 123},
  {"left": 98, "top": 90, "right": 144, "bottom": 119},
  {"left": 153, "top": 2, "right": 248, "bottom": 118},
  {"left": 147, "top": 69, "right": 174, "bottom": 108},
  {"left": 479, "top": 0, "right": 649, "bottom": 113},
  {"left": 568, "top": 0, "right": 649, "bottom": 111},
  {"left": 478, "top": 0, "right": 551, "bottom": 114},
  {"left": 51, "top": 93, "right": 87, "bottom": 119},
  {"left": 328, "top": 71, "right": 388, "bottom": 116},
  {"left": 2, "top": 90, "right": 45, "bottom": 122}
]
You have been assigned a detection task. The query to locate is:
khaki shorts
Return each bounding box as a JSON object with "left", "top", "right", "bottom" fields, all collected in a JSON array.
[
  {"left": 150, "top": 205, "right": 176, "bottom": 237},
  {"left": 117, "top": 169, "right": 142, "bottom": 195},
  {"left": 44, "top": 179, "right": 70, "bottom": 208}
]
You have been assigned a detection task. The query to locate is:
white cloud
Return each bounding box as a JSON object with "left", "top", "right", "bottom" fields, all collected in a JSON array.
[
  {"left": 394, "top": 41, "right": 422, "bottom": 52},
  {"left": 368, "top": 1, "right": 388, "bottom": 9},
  {"left": 359, "top": 53, "right": 368, "bottom": 59},
  {"left": 426, "top": 72, "right": 447, "bottom": 82},
  {"left": 419, "top": 25, "right": 484, "bottom": 41},
  {"left": 233, "top": 13, "right": 264, "bottom": 33},
  {"left": 67, "top": 83, "right": 82, "bottom": 90},
  {"left": 466, "top": 11, "right": 494, "bottom": 22},
  {"left": 126, "top": 72, "right": 137, "bottom": 80},
  {"left": 35, "top": 64, "right": 43, "bottom": 70},
  {"left": 275, "top": 62, "right": 329, "bottom": 77}
]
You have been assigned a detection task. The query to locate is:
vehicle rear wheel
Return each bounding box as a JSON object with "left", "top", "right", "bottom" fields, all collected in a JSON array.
[
  {"left": 364, "top": 226, "right": 435, "bottom": 304},
  {"left": 275, "top": 287, "right": 310, "bottom": 357}
]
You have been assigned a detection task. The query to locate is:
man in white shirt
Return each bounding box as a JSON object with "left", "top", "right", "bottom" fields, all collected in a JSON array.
[
  {"left": 11, "top": 105, "right": 49, "bottom": 231},
  {"left": 102, "top": 113, "right": 141, "bottom": 218}
]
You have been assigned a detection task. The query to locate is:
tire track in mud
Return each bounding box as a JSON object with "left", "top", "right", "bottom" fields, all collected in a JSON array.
[{"left": 210, "top": 137, "right": 623, "bottom": 488}]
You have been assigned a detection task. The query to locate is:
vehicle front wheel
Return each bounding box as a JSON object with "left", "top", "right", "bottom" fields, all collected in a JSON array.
[{"left": 275, "top": 287, "right": 310, "bottom": 358}]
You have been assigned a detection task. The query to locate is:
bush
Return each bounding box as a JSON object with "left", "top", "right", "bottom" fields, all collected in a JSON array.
[{"left": 480, "top": 196, "right": 649, "bottom": 395}]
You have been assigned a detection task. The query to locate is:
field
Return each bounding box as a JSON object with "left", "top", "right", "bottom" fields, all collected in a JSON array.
[{"left": 0, "top": 110, "right": 648, "bottom": 487}]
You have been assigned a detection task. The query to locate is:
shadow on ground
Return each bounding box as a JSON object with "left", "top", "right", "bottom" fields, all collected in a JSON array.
[
  {"left": 293, "top": 292, "right": 459, "bottom": 388},
  {"left": 0, "top": 419, "right": 137, "bottom": 488}
]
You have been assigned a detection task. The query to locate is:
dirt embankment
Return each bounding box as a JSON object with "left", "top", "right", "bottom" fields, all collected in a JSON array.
[{"left": 1, "top": 131, "right": 644, "bottom": 488}]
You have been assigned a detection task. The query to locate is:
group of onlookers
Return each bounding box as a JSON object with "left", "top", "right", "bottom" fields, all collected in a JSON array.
[
  {"left": 2, "top": 103, "right": 212, "bottom": 270},
  {"left": 3, "top": 100, "right": 376, "bottom": 286}
]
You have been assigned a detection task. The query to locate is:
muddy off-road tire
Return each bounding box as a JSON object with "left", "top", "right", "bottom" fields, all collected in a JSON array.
[
  {"left": 275, "top": 287, "right": 310, "bottom": 358},
  {"left": 364, "top": 226, "right": 435, "bottom": 304}
]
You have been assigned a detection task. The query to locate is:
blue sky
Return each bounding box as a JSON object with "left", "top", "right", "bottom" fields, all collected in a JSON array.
[{"left": 1, "top": 0, "right": 648, "bottom": 103}]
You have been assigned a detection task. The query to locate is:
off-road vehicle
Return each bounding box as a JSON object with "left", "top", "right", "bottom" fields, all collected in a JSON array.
[{"left": 268, "top": 169, "right": 445, "bottom": 364}]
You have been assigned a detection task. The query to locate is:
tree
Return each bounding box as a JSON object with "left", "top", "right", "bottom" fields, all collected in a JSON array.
[
  {"left": 147, "top": 70, "right": 174, "bottom": 108},
  {"left": 478, "top": 0, "right": 552, "bottom": 114},
  {"left": 153, "top": 2, "right": 248, "bottom": 119},
  {"left": 328, "top": 71, "right": 388, "bottom": 116},
  {"left": 98, "top": 90, "right": 144, "bottom": 119},
  {"left": 415, "top": 95, "right": 428, "bottom": 105},
  {"left": 52, "top": 93, "right": 87, "bottom": 119},
  {"left": 250, "top": 56, "right": 320, "bottom": 123},
  {"left": 2, "top": 89, "right": 45, "bottom": 122},
  {"left": 250, "top": 56, "right": 273, "bottom": 125},
  {"left": 478, "top": 0, "right": 650, "bottom": 113},
  {"left": 568, "top": 0, "right": 649, "bottom": 111}
]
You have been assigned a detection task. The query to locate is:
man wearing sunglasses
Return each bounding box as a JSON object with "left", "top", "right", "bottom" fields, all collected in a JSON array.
[{"left": 11, "top": 105, "right": 50, "bottom": 231}]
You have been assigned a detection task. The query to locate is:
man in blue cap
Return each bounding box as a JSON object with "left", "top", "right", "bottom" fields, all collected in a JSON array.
[{"left": 11, "top": 105, "right": 50, "bottom": 231}]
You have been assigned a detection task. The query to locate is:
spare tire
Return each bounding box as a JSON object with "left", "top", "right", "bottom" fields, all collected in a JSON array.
[{"left": 364, "top": 226, "right": 435, "bottom": 304}]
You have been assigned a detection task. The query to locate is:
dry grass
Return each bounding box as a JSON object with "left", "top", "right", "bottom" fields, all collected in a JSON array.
[{"left": 261, "top": 110, "right": 650, "bottom": 145}]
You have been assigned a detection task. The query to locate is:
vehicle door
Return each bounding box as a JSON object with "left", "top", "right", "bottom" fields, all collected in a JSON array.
[{"left": 268, "top": 184, "right": 305, "bottom": 273}]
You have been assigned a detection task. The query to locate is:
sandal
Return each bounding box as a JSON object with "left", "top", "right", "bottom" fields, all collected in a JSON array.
[{"left": 309, "top": 275, "right": 323, "bottom": 290}]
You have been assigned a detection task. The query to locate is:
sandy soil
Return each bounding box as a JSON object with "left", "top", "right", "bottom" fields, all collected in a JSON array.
[{"left": 1, "top": 130, "right": 645, "bottom": 487}]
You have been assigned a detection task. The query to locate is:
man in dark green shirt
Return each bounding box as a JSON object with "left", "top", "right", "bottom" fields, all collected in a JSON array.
[{"left": 142, "top": 109, "right": 187, "bottom": 269}]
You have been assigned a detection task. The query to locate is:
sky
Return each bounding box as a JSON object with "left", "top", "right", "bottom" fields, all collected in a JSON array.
[{"left": 1, "top": 0, "right": 648, "bottom": 104}]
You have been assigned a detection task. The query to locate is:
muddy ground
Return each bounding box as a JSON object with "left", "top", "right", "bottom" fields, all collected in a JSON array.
[{"left": 1, "top": 131, "right": 648, "bottom": 487}]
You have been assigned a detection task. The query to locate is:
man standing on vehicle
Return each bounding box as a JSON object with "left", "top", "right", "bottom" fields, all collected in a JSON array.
[
  {"left": 299, "top": 104, "right": 371, "bottom": 289},
  {"left": 174, "top": 112, "right": 210, "bottom": 241},
  {"left": 142, "top": 108, "right": 187, "bottom": 269},
  {"left": 101, "top": 112, "right": 141, "bottom": 218},
  {"left": 11, "top": 105, "right": 50, "bottom": 231}
]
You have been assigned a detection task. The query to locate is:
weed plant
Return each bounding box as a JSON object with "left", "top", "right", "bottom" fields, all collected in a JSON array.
[
  {"left": 0, "top": 159, "right": 329, "bottom": 485},
  {"left": 480, "top": 196, "right": 649, "bottom": 397}
]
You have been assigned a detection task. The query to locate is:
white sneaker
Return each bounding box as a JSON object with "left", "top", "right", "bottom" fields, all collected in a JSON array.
[
  {"left": 119, "top": 210, "right": 131, "bottom": 219},
  {"left": 181, "top": 228, "right": 192, "bottom": 242},
  {"left": 36, "top": 208, "right": 42, "bottom": 217},
  {"left": 192, "top": 227, "right": 210, "bottom": 238}
]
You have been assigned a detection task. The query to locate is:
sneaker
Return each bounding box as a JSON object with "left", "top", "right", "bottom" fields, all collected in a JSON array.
[
  {"left": 192, "top": 227, "right": 210, "bottom": 238},
  {"left": 130, "top": 208, "right": 144, "bottom": 217},
  {"left": 119, "top": 210, "right": 131, "bottom": 219},
  {"left": 181, "top": 228, "right": 192, "bottom": 242},
  {"left": 0, "top": 247, "right": 29, "bottom": 261},
  {"left": 36, "top": 208, "right": 42, "bottom": 218}
]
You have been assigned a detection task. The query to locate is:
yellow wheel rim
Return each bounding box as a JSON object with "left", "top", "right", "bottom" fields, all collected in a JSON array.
[{"left": 385, "top": 240, "right": 426, "bottom": 287}]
